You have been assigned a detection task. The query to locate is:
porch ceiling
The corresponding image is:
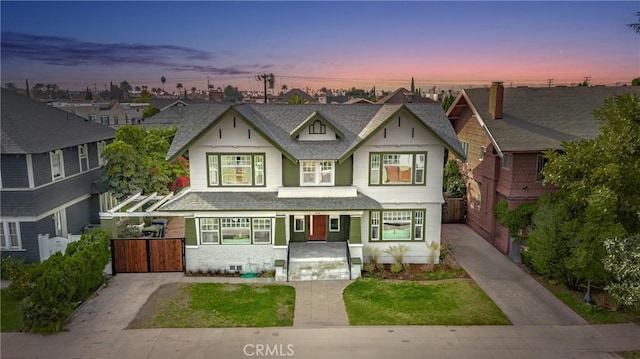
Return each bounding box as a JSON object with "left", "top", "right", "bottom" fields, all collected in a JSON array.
[{"left": 157, "top": 191, "right": 382, "bottom": 212}]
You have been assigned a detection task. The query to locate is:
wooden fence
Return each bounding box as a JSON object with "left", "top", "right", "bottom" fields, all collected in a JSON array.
[
  {"left": 111, "top": 238, "right": 184, "bottom": 274},
  {"left": 442, "top": 198, "right": 466, "bottom": 223}
]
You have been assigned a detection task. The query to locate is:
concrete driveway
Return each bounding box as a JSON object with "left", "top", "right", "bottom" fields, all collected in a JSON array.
[{"left": 442, "top": 224, "right": 588, "bottom": 325}]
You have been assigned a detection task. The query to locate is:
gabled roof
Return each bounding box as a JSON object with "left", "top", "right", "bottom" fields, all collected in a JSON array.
[
  {"left": 376, "top": 87, "right": 435, "bottom": 104},
  {"left": 289, "top": 111, "right": 345, "bottom": 139},
  {"left": 344, "top": 98, "right": 374, "bottom": 104},
  {"left": 165, "top": 103, "right": 465, "bottom": 162},
  {"left": 149, "top": 98, "right": 189, "bottom": 111},
  {"left": 1, "top": 89, "right": 115, "bottom": 154},
  {"left": 448, "top": 86, "right": 640, "bottom": 154}
]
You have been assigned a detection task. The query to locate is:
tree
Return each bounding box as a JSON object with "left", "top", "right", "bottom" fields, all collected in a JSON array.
[
  {"left": 287, "top": 94, "right": 308, "bottom": 104},
  {"left": 101, "top": 126, "right": 189, "bottom": 200},
  {"left": 161, "top": 76, "right": 166, "bottom": 93},
  {"left": 632, "top": 77, "right": 640, "bottom": 86},
  {"left": 120, "top": 81, "right": 132, "bottom": 100},
  {"left": 191, "top": 87, "right": 197, "bottom": 94},
  {"left": 4, "top": 82, "right": 18, "bottom": 92},
  {"left": 84, "top": 87, "right": 93, "bottom": 100},
  {"left": 134, "top": 86, "right": 141, "bottom": 92},
  {"left": 532, "top": 93, "right": 640, "bottom": 288},
  {"left": 223, "top": 85, "right": 243, "bottom": 102},
  {"left": 280, "top": 84, "right": 288, "bottom": 95},
  {"left": 442, "top": 160, "right": 466, "bottom": 198},
  {"left": 628, "top": 11, "right": 640, "bottom": 35},
  {"left": 441, "top": 95, "right": 456, "bottom": 112},
  {"left": 141, "top": 105, "right": 160, "bottom": 119},
  {"left": 410, "top": 77, "right": 415, "bottom": 93},
  {"left": 603, "top": 235, "right": 640, "bottom": 309}
]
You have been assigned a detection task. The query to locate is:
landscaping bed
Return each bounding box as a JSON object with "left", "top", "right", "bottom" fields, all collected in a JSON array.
[
  {"left": 128, "top": 282, "right": 295, "bottom": 328},
  {"left": 362, "top": 263, "right": 468, "bottom": 281}
]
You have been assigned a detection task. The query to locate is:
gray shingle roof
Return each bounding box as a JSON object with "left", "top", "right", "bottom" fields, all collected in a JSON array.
[
  {"left": 166, "top": 103, "right": 465, "bottom": 161},
  {"left": 462, "top": 86, "right": 640, "bottom": 152},
  {"left": 1, "top": 89, "right": 115, "bottom": 154},
  {"left": 159, "top": 191, "right": 382, "bottom": 211}
]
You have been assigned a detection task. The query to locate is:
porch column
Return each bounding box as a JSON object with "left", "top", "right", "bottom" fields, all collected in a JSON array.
[
  {"left": 184, "top": 217, "right": 197, "bottom": 246},
  {"left": 349, "top": 215, "right": 361, "bottom": 244},
  {"left": 100, "top": 216, "right": 117, "bottom": 238}
]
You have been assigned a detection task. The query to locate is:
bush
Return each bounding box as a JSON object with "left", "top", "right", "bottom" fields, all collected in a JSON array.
[
  {"left": 1, "top": 256, "right": 27, "bottom": 280},
  {"left": 390, "top": 263, "right": 403, "bottom": 273},
  {"left": 20, "top": 229, "right": 111, "bottom": 334},
  {"left": 443, "top": 160, "right": 466, "bottom": 198},
  {"left": 385, "top": 244, "right": 410, "bottom": 264}
]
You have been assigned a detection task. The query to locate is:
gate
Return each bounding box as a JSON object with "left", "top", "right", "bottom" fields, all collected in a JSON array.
[
  {"left": 442, "top": 198, "right": 466, "bottom": 223},
  {"left": 111, "top": 238, "right": 184, "bottom": 273}
]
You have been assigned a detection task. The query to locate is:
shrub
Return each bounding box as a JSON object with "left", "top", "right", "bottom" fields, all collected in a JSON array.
[
  {"left": 390, "top": 263, "right": 403, "bottom": 273},
  {"left": 427, "top": 241, "right": 441, "bottom": 264},
  {"left": 1, "top": 256, "right": 27, "bottom": 280},
  {"left": 363, "top": 263, "right": 375, "bottom": 274},
  {"left": 603, "top": 236, "right": 640, "bottom": 309},
  {"left": 385, "top": 244, "right": 410, "bottom": 264},
  {"left": 20, "top": 229, "right": 111, "bottom": 334},
  {"left": 443, "top": 160, "right": 466, "bottom": 198},
  {"left": 365, "top": 247, "right": 383, "bottom": 264}
]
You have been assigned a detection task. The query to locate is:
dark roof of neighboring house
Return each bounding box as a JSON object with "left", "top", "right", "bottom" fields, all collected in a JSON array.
[
  {"left": 376, "top": 87, "right": 435, "bottom": 104},
  {"left": 159, "top": 191, "right": 382, "bottom": 211},
  {"left": 164, "top": 103, "right": 464, "bottom": 161},
  {"left": 452, "top": 86, "right": 640, "bottom": 153},
  {"left": 149, "top": 98, "right": 189, "bottom": 110},
  {"left": 1, "top": 89, "right": 115, "bottom": 154},
  {"left": 277, "top": 88, "right": 318, "bottom": 103}
]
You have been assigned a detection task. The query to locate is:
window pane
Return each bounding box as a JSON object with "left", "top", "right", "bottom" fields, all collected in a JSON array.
[
  {"left": 221, "top": 155, "right": 252, "bottom": 186},
  {"left": 253, "top": 218, "right": 271, "bottom": 244},
  {"left": 201, "top": 218, "right": 219, "bottom": 243},
  {"left": 221, "top": 218, "right": 251, "bottom": 244},
  {"left": 329, "top": 216, "right": 340, "bottom": 232},
  {"left": 254, "top": 155, "right": 264, "bottom": 186},
  {"left": 370, "top": 212, "right": 380, "bottom": 240},
  {"left": 0, "top": 223, "right": 6, "bottom": 248},
  {"left": 208, "top": 155, "right": 219, "bottom": 186},
  {"left": 8, "top": 223, "right": 19, "bottom": 247},
  {"left": 383, "top": 154, "right": 412, "bottom": 184},
  {"left": 319, "top": 161, "right": 333, "bottom": 184},
  {"left": 302, "top": 161, "right": 316, "bottom": 184},
  {"left": 415, "top": 154, "right": 425, "bottom": 184},
  {"left": 294, "top": 216, "right": 305, "bottom": 232},
  {"left": 370, "top": 154, "right": 380, "bottom": 184},
  {"left": 382, "top": 211, "right": 411, "bottom": 240},
  {"left": 414, "top": 211, "right": 423, "bottom": 240}
]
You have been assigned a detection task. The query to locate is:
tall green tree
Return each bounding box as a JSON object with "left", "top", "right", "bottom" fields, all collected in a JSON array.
[
  {"left": 628, "top": 11, "right": 640, "bottom": 34},
  {"left": 161, "top": 76, "right": 166, "bottom": 93},
  {"left": 223, "top": 85, "right": 243, "bottom": 102},
  {"left": 101, "top": 126, "right": 188, "bottom": 200},
  {"left": 530, "top": 93, "right": 640, "bottom": 287}
]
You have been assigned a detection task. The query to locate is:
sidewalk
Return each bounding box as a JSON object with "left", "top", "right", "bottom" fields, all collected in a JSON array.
[
  {"left": 442, "top": 224, "right": 588, "bottom": 325},
  {"left": 2, "top": 324, "right": 639, "bottom": 358}
]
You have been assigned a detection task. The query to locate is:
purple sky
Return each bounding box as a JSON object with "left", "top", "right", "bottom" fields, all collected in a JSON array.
[{"left": 1, "top": 1, "right": 639, "bottom": 92}]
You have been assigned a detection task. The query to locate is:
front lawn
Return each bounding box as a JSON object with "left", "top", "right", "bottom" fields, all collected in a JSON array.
[
  {"left": 1, "top": 290, "right": 23, "bottom": 332},
  {"left": 128, "top": 283, "right": 295, "bottom": 328},
  {"left": 343, "top": 279, "right": 511, "bottom": 325}
]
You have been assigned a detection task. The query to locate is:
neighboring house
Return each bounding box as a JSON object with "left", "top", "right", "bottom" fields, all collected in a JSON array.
[
  {"left": 344, "top": 98, "right": 374, "bottom": 104},
  {"left": 51, "top": 101, "right": 129, "bottom": 127},
  {"left": 0, "top": 89, "right": 115, "bottom": 262},
  {"left": 376, "top": 88, "right": 435, "bottom": 104},
  {"left": 446, "top": 82, "right": 640, "bottom": 257},
  {"left": 148, "top": 102, "right": 463, "bottom": 278},
  {"left": 121, "top": 102, "right": 149, "bottom": 124},
  {"left": 149, "top": 98, "right": 190, "bottom": 112}
]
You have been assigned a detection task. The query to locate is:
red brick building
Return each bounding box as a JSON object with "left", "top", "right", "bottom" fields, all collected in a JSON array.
[{"left": 447, "top": 82, "right": 639, "bottom": 258}]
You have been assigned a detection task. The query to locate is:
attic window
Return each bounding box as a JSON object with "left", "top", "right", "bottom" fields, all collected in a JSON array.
[{"left": 309, "top": 120, "right": 326, "bottom": 134}]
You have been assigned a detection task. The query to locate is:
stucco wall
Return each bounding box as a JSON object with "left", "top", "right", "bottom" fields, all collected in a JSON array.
[{"left": 185, "top": 245, "right": 287, "bottom": 273}]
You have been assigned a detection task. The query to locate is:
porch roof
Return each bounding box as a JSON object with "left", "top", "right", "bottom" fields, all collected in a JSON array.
[{"left": 158, "top": 191, "right": 382, "bottom": 212}]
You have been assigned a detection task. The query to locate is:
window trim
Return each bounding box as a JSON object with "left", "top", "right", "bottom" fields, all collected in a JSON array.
[
  {"left": 100, "top": 115, "right": 110, "bottom": 126},
  {"left": 369, "top": 152, "right": 427, "bottom": 186},
  {"left": 206, "top": 153, "right": 266, "bottom": 187},
  {"left": 329, "top": 215, "right": 340, "bottom": 232},
  {"left": 252, "top": 218, "right": 272, "bottom": 244},
  {"left": 300, "top": 160, "right": 335, "bottom": 186},
  {"left": 200, "top": 218, "right": 220, "bottom": 244},
  {"left": 0, "top": 222, "right": 22, "bottom": 250},
  {"left": 536, "top": 154, "right": 548, "bottom": 181},
  {"left": 460, "top": 141, "right": 469, "bottom": 160},
  {"left": 50, "top": 149, "right": 65, "bottom": 181},
  {"left": 199, "top": 217, "right": 272, "bottom": 245},
  {"left": 294, "top": 216, "right": 305, "bottom": 232},
  {"left": 369, "top": 209, "right": 426, "bottom": 242},
  {"left": 97, "top": 141, "right": 107, "bottom": 166}
]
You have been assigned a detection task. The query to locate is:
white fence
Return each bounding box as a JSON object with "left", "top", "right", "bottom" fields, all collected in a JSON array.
[{"left": 38, "top": 233, "right": 81, "bottom": 262}]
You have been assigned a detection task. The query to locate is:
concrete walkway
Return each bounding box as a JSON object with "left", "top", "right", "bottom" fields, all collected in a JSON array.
[{"left": 442, "top": 224, "right": 588, "bottom": 325}]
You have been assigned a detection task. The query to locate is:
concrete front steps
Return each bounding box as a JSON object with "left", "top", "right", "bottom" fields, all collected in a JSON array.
[{"left": 287, "top": 242, "right": 351, "bottom": 281}]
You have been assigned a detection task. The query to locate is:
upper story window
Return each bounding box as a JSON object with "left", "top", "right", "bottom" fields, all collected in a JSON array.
[
  {"left": 97, "top": 141, "right": 107, "bottom": 166},
  {"left": 460, "top": 141, "right": 469, "bottom": 160},
  {"left": 502, "top": 153, "right": 512, "bottom": 170},
  {"left": 114, "top": 115, "right": 119, "bottom": 125},
  {"left": 536, "top": 154, "right": 548, "bottom": 181},
  {"left": 369, "top": 152, "right": 426, "bottom": 185},
  {"left": 78, "top": 144, "right": 89, "bottom": 172},
  {"left": 0, "top": 222, "right": 21, "bottom": 250},
  {"left": 50, "top": 150, "right": 65, "bottom": 181},
  {"left": 89, "top": 115, "right": 97, "bottom": 122},
  {"left": 100, "top": 115, "right": 110, "bottom": 126},
  {"left": 480, "top": 146, "right": 486, "bottom": 160},
  {"left": 207, "top": 153, "right": 265, "bottom": 187},
  {"left": 309, "top": 120, "right": 326, "bottom": 134},
  {"left": 300, "top": 160, "right": 334, "bottom": 186}
]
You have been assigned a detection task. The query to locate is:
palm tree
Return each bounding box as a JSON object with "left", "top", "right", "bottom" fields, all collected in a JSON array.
[
  {"left": 134, "top": 86, "right": 141, "bottom": 92},
  {"left": 281, "top": 84, "right": 288, "bottom": 95},
  {"left": 176, "top": 83, "right": 183, "bottom": 96},
  {"left": 629, "top": 12, "right": 640, "bottom": 34},
  {"left": 191, "top": 86, "right": 197, "bottom": 94},
  {"left": 287, "top": 94, "right": 308, "bottom": 104},
  {"left": 161, "top": 76, "right": 166, "bottom": 93}
]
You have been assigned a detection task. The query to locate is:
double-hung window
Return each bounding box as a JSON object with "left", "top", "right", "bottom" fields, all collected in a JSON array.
[
  {"left": 252, "top": 218, "right": 271, "bottom": 244},
  {"left": 200, "top": 218, "right": 219, "bottom": 244},
  {"left": 207, "top": 153, "right": 265, "bottom": 187},
  {"left": 369, "top": 152, "right": 427, "bottom": 185},
  {"left": 300, "top": 160, "right": 334, "bottom": 186},
  {"left": 78, "top": 144, "right": 89, "bottom": 172},
  {"left": 50, "top": 150, "right": 64, "bottom": 181},
  {"left": 502, "top": 153, "right": 512, "bottom": 170},
  {"left": 370, "top": 210, "right": 425, "bottom": 241},
  {"left": 100, "top": 115, "right": 110, "bottom": 126},
  {"left": 200, "top": 217, "right": 274, "bottom": 245},
  {"left": 0, "top": 222, "right": 21, "bottom": 250}
]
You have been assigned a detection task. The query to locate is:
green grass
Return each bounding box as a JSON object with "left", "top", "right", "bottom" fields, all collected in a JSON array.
[
  {"left": 343, "top": 279, "right": 511, "bottom": 325},
  {"left": 535, "top": 277, "right": 640, "bottom": 324},
  {"left": 420, "top": 267, "right": 467, "bottom": 280},
  {"left": 141, "top": 283, "right": 295, "bottom": 328},
  {"left": 618, "top": 351, "right": 640, "bottom": 359},
  {"left": 1, "top": 290, "right": 23, "bottom": 332}
]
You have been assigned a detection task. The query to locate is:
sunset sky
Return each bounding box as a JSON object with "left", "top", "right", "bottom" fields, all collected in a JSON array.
[{"left": 1, "top": 1, "right": 639, "bottom": 92}]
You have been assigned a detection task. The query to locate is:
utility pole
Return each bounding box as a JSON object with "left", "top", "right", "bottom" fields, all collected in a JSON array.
[
  {"left": 583, "top": 76, "right": 591, "bottom": 86},
  {"left": 256, "top": 73, "right": 274, "bottom": 103},
  {"left": 547, "top": 79, "right": 554, "bottom": 88}
]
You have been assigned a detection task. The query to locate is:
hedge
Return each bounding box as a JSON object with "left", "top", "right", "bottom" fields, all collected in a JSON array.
[{"left": 12, "top": 229, "right": 111, "bottom": 334}]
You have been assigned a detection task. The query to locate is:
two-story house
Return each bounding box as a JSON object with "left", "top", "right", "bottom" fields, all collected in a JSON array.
[
  {"left": 446, "top": 82, "right": 640, "bottom": 258},
  {"left": 152, "top": 102, "right": 464, "bottom": 280},
  {"left": 1, "top": 89, "right": 115, "bottom": 262}
]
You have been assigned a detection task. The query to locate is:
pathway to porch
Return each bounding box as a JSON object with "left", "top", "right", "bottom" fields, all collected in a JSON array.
[{"left": 288, "top": 280, "right": 352, "bottom": 328}]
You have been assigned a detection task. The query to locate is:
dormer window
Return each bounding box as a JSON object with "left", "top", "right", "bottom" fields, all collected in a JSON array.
[{"left": 309, "top": 120, "right": 326, "bottom": 134}]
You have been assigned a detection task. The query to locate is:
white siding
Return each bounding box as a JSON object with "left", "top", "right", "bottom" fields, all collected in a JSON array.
[{"left": 188, "top": 113, "right": 282, "bottom": 191}]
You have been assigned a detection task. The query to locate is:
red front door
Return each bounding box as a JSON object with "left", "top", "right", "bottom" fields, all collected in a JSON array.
[{"left": 308, "top": 215, "right": 327, "bottom": 241}]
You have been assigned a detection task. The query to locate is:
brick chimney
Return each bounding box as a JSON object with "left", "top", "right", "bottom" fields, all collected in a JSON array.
[{"left": 489, "top": 81, "right": 504, "bottom": 119}]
